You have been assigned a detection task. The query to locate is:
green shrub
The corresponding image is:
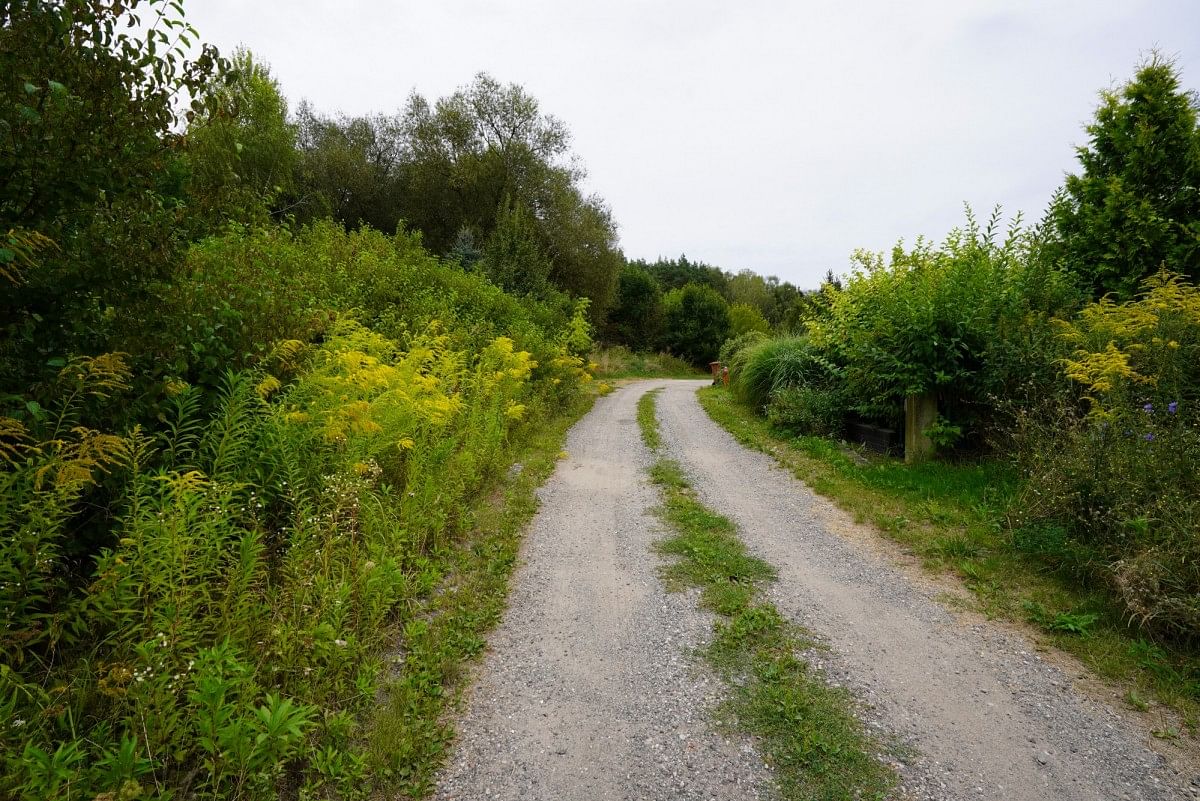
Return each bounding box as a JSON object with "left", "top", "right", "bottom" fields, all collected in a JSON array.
[
  {"left": 766, "top": 386, "right": 845, "bottom": 438},
  {"left": 734, "top": 336, "right": 838, "bottom": 410},
  {"left": 811, "top": 209, "right": 1077, "bottom": 432},
  {"left": 591, "top": 345, "right": 697, "bottom": 378},
  {"left": 1013, "top": 273, "right": 1200, "bottom": 638},
  {"left": 660, "top": 283, "right": 731, "bottom": 365},
  {"left": 718, "top": 330, "right": 767, "bottom": 370},
  {"left": 728, "top": 302, "right": 769, "bottom": 337},
  {"left": 0, "top": 245, "right": 594, "bottom": 799}
]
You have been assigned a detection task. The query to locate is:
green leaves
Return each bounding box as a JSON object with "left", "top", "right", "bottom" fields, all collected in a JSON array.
[
  {"left": 661, "top": 283, "right": 732, "bottom": 365},
  {"left": 1050, "top": 55, "right": 1200, "bottom": 299}
]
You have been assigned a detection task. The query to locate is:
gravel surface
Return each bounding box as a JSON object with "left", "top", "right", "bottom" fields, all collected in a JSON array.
[
  {"left": 655, "top": 379, "right": 1194, "bottom": 801},
  {"left": 433, "top": 381, "right": 771, "bottom": 800}
]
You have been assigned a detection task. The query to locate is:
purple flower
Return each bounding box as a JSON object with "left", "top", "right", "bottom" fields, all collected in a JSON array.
[
  {"left": 1143, "top": 403, "right": 1154, "bottom": 413},
  {"left": 1168, "top": 401, "right": 1178, "bottom": 414},
  {"left": 1144, "top": 433, "right": 1155, "bottom": 442}
]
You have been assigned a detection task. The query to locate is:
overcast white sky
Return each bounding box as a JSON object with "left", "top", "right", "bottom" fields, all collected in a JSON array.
[{"left": 187, "top": 1, "right": 1200, "bottom": 289}]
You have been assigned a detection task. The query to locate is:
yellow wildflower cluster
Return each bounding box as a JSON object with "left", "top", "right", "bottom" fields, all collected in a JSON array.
[
  {"left": 480, "top": 337, "right": 537, "bottom": 387},
  {"left": 285, "top": 320, "right": 465, "bottom": 447},
  {"left": 1059, "top": 271, "right": 1200, "bottom": 414},
  {"left": 546, "top": 352, "right": 593, "bottom": 387}
]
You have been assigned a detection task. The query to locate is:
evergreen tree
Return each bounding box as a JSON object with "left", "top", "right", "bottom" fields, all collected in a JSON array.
[{"left": 1049, "top": 56, "right": 1200, "bottom": 298}]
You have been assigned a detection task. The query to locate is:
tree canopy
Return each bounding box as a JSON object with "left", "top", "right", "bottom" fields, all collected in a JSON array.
[{"left": 1048, "top": 54, "right": 1200, "bottom": 299}]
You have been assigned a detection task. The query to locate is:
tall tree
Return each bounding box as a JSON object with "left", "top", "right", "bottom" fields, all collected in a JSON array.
[
  {"left": 1049, "top": 55, "right": 1200, "bottom": 298},
  {"left": 637, "top": 255, "right": 729, "bottom": 295},
  {"left": 186, "top": 49, "right": 297, "bottom": 224},
  {"left": 661, "top": 283, "right": 731, "bottom": 365},
  {"left": 397, "top": 74, "right": 620, "bottom": 320},
  {"left": 290, "top": 103, "right": 405, "bottom": 232},
  {"left": 482, "top": 197, "right": 554, "bottom": 297},
  {"left": 604, "top": 263, "right": 663, "bottom": 346},
  {"left": 0, "top": 0, "right": 226, "bottom": 391}
]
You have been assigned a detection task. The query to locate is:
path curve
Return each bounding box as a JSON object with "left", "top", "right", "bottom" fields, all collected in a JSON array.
[
  {"left": 656, "top": 379, "right": 1186, "bottom": 801},
  {"left": 434, "top": 379, "right": 1191, "bottom": 800}
]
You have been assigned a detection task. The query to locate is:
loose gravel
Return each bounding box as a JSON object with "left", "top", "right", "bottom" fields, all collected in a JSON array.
[
  {"left": 432, "top": 381, "right": 771, "bottom": 800},
  {"left": 434, "top": 379, "right": 1196, "bottom": 800},
  {"left": 656, "top": 379, "right": 1193, "bottom": 801}
]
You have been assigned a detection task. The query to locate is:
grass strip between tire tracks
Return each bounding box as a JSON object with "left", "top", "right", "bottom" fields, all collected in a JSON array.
[{"left": 636, "top": 388, "right": 895, "bottom": 801}]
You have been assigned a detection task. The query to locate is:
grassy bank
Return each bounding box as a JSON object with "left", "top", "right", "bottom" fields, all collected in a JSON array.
[
  {"left": 637, "top": 390, "right": 894, "bottom": 800},
  {"left": 698, "top": 386, "right": 1200, "bottom": 737},
  {"left": 592, "top": 345, "right": 704, "bottom": 379}
]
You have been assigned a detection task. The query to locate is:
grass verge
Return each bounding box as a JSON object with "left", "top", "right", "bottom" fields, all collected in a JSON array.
[
  {"left": 368, "top": 392, "right": 597, "bottom": 797},
  {"left": 697, "top": 385, "right": 1200, "bottom": 738},
  {"left": 636, "top": 389, "right": 895, "bottom": 800},
  {"left": 593, "top": 344, "right": 704, "bottom": 379}
]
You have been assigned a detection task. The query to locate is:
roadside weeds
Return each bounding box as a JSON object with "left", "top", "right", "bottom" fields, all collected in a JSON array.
[{"left": 368, "top": 393, "right": 597, "bottom": 798}]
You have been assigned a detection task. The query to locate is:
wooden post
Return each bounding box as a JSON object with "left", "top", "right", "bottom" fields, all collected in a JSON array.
[
  {"left": 904, "top": 392, "right": 937, "bottom": 464},
  {"left": 709, "top": 361, "right": 722, "bottom": 386}
]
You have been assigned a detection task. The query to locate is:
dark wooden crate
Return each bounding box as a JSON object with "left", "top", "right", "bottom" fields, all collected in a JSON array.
[{"left": 848, "top": 421, "right": 900, "bottom": 455}]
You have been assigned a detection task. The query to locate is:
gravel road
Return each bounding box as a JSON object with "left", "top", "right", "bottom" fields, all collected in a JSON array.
[
  {"left": 433, "top": 379, "right": 1194, "bottom": 800},
  {"left": 655, "top": 379, "right": 1191, "bottom": 800},
  {"left": 433, "top": 380, "right": 770, "bottom": 800}
]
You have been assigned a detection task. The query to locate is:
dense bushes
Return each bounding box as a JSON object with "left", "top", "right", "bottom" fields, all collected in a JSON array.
[
  {"left": 1012, "top": 273, "right": 1200, "bottom": 636},
  {"left": 813, "top": 213, "right": 1077, "bottom": 432},
  {"left": 723, "top": 210, "right": 1076, "bottom": 439},
  {"left": 723, "top": 254, "right": 1200, "bottom": 639},
  {"left": 660, "top": 284, "right": 732, "bottom": 365},
  {"left": 149, "top": 221, "right": 572, "bottom": 384},
  {"left": 0, "top": 274, "right": 594, "bottom": 799}
]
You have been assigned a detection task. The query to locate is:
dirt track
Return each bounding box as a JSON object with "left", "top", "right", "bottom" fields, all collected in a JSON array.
[{"left": 433, "top": 380, "right": 1190, "bottom": 800}]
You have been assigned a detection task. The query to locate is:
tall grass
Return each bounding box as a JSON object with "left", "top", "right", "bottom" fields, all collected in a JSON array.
[
  {"left": 591, "top": 344, "right": 700, "bottom": 379},
  {"left": 731, "top": 336, "right": 837, "bottom": 410}
]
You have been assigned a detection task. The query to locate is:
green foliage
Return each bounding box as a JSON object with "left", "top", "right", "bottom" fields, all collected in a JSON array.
[
  {"left": 733, "top": 335, "right": 839, "bottom": 411},
  {"left": 636, "top": 254, "right": 729, "bottom": 295},
  {"left": 185, "top": 49, "right": 298, "bottom": 225},
  {"left": 661, "top": 283, "right": 732, "bottom": 365},
  {"left": 0, "top": 310, "right": 595, "bottom": 799},
  {"left": 590, "top": 346, "right": 699, "bottom": 379},
  {"left": 767, "top": 386, "right": 845, "bottom": 438},
  {"left": 617, "top": 259, "right": 801, "bottom": 352},
  {"left": 483, "top": 197, "right": 555, "bottom": 297},
  {"left": 811, "top": 207, "right": 1077, "bottom": 431},
  {"left": 138, "top": 220, "right": 573, "bottom": 390},
  {"left": 717, "top": 330, "right": 768, "bottom": 373},
  {"left": 0, "top": 0, "right": 229, "bottom": 394},
  {"left": 290, "top": 101, "right": 404, "bottom": 232},
  {"left": 699, "top": 385, "right": 1200, "bottom": 726},
  {"left": 922, "top": 415, "right": 963, "bottom": 449},
  {"left": 0, "top": 0, "right": 225, "bottom": 232},
  {"left": 291, "top": 73, "right": 623, "bottom": 321},
  {"left": 1012, "top": 273, "right": 1200, "bottom": 638},
  {"left": 637, "top": 389, "right": 663, "bottom": 452},
  {"left": 604, "top": 263, "right": 664, "bottom": 346},
  {"left": 728, "top": 302, "right": 770, "bottom": 337},
  {"left": 1024, "top": 602, "right": 1100, "bottom": 636},
  {"left": 1047, "top": 55, "right": 1200, "bottom": 299}
]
